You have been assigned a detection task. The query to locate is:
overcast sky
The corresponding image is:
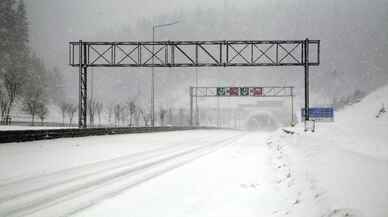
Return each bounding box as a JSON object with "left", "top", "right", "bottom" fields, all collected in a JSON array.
[
  {"left": 26, "top": 0, "right": 257, "bottom": 68},
  {"left": 24, "top": 0, "right": 388, "bottom": 106}
]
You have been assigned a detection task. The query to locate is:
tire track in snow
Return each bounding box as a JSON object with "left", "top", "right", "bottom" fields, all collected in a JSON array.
[
  {"left": 0, "top": 133, "right": 218, "bottom": 188},
  {"left": 0, "top": 134, "right": 215, "bottom": 202},
  {"left": 0, "top": 132, "right": 246, "bottom": 217}
]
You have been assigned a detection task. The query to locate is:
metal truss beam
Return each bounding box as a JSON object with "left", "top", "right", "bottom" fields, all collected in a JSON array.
[{"left": 69, "top": 40, "right": 320, "bottom": 67}]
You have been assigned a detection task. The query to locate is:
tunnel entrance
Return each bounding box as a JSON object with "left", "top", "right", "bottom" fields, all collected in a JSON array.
[{"left": 245, "top": 112, "right": 280, "bottom": 131}]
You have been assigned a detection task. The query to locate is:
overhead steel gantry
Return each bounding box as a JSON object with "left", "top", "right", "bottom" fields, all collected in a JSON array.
[
  {"left": 69, "top": 39, "right": 320, "bottom": 128},
  {"left": 189, "top": 86, "right": 295, "bottom": 127}
]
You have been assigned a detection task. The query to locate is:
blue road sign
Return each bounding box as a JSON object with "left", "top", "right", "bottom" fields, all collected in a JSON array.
[{"left": 301, "top": 107, "right": 334, "bottom": 122}]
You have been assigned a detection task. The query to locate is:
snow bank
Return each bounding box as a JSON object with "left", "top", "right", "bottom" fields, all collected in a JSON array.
[
  {"left": 275, "top": 84, "right": 388, "bottom": 217},
  {"left": 331, "top": 84, "right": 388, "bottom": 158}
]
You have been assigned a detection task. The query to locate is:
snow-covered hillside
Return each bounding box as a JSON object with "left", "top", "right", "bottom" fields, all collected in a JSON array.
[{"left": 273, "top": 84, "right": 388, "bottom": 217}]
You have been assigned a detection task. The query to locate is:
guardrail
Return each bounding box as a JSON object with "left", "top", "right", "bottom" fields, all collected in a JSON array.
[{"left": 0, "top": 127, "right": 218, "bottom": 144}]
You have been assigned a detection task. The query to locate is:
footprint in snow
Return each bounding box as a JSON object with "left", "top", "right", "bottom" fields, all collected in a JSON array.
[
  {"left": 326, "top": 209, "right": 363, "bottom": 217},
  {"left": 287, "top": 178, "right": 295, "bottom": 187},
  {"left": 286, "top": 172, "right": 291, "bottom": 179},
  {"left": 240, "top": 183, "right": 260, "bottom": 189}
]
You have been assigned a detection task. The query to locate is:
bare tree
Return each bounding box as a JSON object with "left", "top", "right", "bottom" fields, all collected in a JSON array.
[
  {"left": 159, "top": 108, "right": 168, "bottom": 126},
  {"left": 139, "top": 108, "right": 150, "bottom": 127},
  {"left": 22, "top": 90, "right": 45, "bottom": 125},
  {"left": 167, "top": 108, "right": 174, "bottom": 126},
  {"left": 127, "top": 101, "right": 137, "bottom": 127},
  {"left": 178, "top": 108, "right": 185, "bottom": 126},
  {"left": 0, "top": 86, "right": 9, "bottom": 124},
  {"left": 22, "top": 54, "right": 48, "bottom": 126},
  {"left": 2, "top": 67, "right": 27, "bottom": 124},
  {"left": 114, "top": 104, "right": 122, "bottom": 127},
  {"left": 134, "top": 109, "right": 141, "bottom": 127},
  {"left": 37, "top": 103, "right": 48, "bottom": 125},
  {"left": 66, "top": 104, "right": 77, "bottom": 127},
  {"left": 58, "top": 102, "right": 69, "bottom": 125},
  {"left": 95, "top": 101, "right": 103, "bottom": 126},
  {"left": 107, "top": 104, "right": 113, "bottom": 125},
  {"left": 120, "top": 106, "right": 128, "bottom": 126},
  {"left": 88, "top": 99, "right": 97, "bottom": 127}
]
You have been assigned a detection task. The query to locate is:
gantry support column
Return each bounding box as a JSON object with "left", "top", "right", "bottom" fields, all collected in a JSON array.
[
  {"left": 304, "top": 38, "right": 310, "bottom": 121},
  {"left": 78, "top": 40, "right": 88, "bottom": 128}
]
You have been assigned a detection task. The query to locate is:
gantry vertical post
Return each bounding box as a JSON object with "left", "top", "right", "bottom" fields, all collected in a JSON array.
[
  {"left": 78, "top": 41, "right": 88, "bottom": 128},
  {"left": 78, "top": 40, "right": 83, "bottom": 128},
  {"left": 304, "top": 38, "right": 310, "bottom": 122}
]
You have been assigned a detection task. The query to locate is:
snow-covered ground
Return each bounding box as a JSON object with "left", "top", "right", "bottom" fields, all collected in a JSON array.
[
  {"left": 0, "top": 125, "right": 68, "bottom": 131},
  {"left": 0, "top": 85, "right": 387, "bottom": 217}
]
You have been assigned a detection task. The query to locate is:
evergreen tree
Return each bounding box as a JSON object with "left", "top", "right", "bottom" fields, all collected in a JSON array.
[
  {"left": 0, "top": 0, "right": 16, "bottom": 65},
  {"left": 0, "top": 0, "right": 16, "bottom": 122},
  {"left": 0, "top": 0, "right": 30, "bottom": 123}
]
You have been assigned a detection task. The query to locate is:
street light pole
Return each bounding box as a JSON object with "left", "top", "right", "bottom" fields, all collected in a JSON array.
[
  {"left": 151, "top": 26, "right": 155, "bottom": 127},
  {"left": 151, "top": 21, "right": 180, "bottom": 127},
  {"left": 195, "top": 68, "right": 199, "bottom": 126}
]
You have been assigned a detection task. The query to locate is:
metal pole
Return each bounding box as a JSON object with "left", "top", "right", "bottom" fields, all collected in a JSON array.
[
  {"left": 291, "top": 87, "right": 294, "bottom": 126},
  {"left": 190, "top": 86, "right": 193, "bottom": 126},
  {"left": 304, "top": 38, "right": 310, "bottom": 122},
  {"left": 82, "top": 61, "right": 87, "bottom": 128},
  {"left": 78, "top": 40, "right": 82, "bottom": 128},
  {"left": 150, "top": 21, "right": 179, "bottom": 128},
  {"left": 83, "top": 43, "right": 88, "bottom": 128},
  {"left": 217, "top": 97, "right": 220, "bottom": 128},
  {"left": 78, "top": 42, "right": 88, "bottom": 129},
  {"left": 90, "top": 67, "right": 94, "bottom": 127},
  {"left": 151, "top": 26, "right": 155, "bottom": 127},
  {"left": 195, "top": 68, "right": 199, "bottom": 126}
]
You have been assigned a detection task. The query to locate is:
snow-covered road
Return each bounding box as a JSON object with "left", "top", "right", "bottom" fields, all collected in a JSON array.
[
  {"left": 1, "top": 129, "right": 316, "bottom": 217},
  {"left": 70, "top": 131, "right": 313, "bottom": 217},
  {"left": 0, "top": 130, "right": 251, "bottom": 217}
]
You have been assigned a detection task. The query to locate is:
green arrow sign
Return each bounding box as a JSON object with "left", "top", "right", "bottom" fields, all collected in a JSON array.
[
  {"left": 217, "top": 87, "right": 226, "bottom": 96},
  {"left": 240, "top": 87, "right": 249, "bottom": 96}
]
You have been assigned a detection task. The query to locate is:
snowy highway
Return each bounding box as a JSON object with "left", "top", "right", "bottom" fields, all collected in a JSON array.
[{"left": 0, "top": 130, "right": 251, "bottom": 217}]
